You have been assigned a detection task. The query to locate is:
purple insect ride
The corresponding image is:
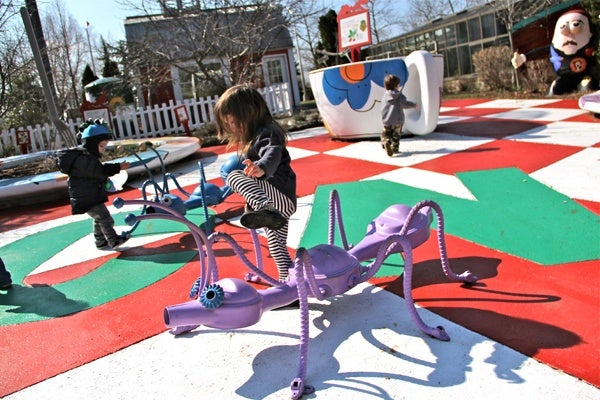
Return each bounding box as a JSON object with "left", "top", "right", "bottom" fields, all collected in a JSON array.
[{"left": 113, "top": 189, "right": 477, "bottom": 399}]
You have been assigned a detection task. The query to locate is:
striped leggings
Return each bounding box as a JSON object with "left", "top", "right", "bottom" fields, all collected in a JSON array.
[{"left": 226, "top": 170, "right": 296, "bottom": 280}]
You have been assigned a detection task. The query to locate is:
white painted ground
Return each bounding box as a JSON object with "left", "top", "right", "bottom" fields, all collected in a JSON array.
[
  {"left": 5, "top": 282, "right": 599, "bottom": 400},
  {"left": 4, "top": 100, "right": 599, "bottom": 399}
]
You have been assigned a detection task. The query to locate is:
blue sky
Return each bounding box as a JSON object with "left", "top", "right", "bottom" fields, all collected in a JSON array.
[
  {"left": 50, "top": 1, "right": 351, "bottom": 43},
  {"left": 47, "top": 0, "right": 148, "bottom": 42}
]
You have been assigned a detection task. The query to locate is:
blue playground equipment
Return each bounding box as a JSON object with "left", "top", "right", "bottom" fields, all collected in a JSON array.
[{"left": 122, "top": 144, "right": 243, "bottom": 236}]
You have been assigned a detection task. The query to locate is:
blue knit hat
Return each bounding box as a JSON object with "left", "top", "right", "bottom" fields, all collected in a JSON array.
[{"left": 81, "top": 120, "right": 111, "bottom": 141}]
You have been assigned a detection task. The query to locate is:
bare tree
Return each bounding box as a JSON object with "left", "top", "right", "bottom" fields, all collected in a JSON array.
[
  {"left": 282, "top": 0, "right": 324, "bottom": 100},
  {"left": 367, "top": 0, "right": 406, "bottom": 44},
  {"left": 0, "top": 1, "right": 31, "bottom": 123},
  {"left": 0, "top": 0, "right": 55, "bottom": 140},
  {"left": 119, "top": 0, "right": 300, "bottom": 104},
  {"left": 119, "top": 0, "right": 407, "bottom": 99},
  {"left": 43, "top": 0, "right": 88, "bottom": 116}
]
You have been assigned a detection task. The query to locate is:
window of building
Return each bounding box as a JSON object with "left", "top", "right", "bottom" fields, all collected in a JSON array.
[
  {"left": 445, "top": 47, "right": 459, "bottom": 77},
  {"left": 495, "top": 36, "right": 510, "bottom": 47},
  {"left": 423, "top": 33, "right": 437, "bottom": 53},
  {"left": 468, "top": 17, "right": 481, "bottom": 41},
  {"left": 178, "top": 62, "right": 224, "bottom": 100},
  {"left": 424, "top": 31, "right": 433, "bottom": 44},
  {"left": 396, "top": 38, "right": 405, "bottom": 52},
  {"left": 263, "top": 55, "right": 289, "bottom": 87},
  {"left": 418, "top": 33, "right": 427, "bottom": 48},
  {"left": 457, "top": 45, "right": 471, "bottom": 74},
  {"left": 457, "top": 21, "right": 468, "bottom": 44},
  {"left": 496, "top": 18, "right": 507, "bottom": 35},
  {"left": 434, "top": 28, "right": 444, "bottom": 47},
  {"left": 179, "top": 69, "right": 194, "bottom": 99},
  {"left": 445, "top": 25, "right": 456, "bottom": 46},
  {"left": 364, "top": 2, "right": 513, "bottom": 78},
  {"left": 470, "top": 43, "right": 482, "bottom": 59},
  {"left": 265, "top": 59, "right": 284, "bottom": 84},
  {"left": 481, "top": 13, "right": 496, "bottom": 38},
  {"left": 407, "top": 35, "right": 416, "bottom": 51}
]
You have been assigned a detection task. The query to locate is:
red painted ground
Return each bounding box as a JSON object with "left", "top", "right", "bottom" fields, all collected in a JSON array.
[
  {"left": 1, "top": 99, "right": 598, "bottom": 396},
  {"left": 373, "top": 233, "right": 599, "bottom": 385}
]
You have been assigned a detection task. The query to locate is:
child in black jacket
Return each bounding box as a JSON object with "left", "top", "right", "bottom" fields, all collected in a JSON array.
[{"left": 57, "top": 120, "right": 130, "bottom": 250}]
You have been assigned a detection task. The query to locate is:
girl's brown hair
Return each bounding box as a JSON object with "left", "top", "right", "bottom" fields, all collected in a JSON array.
[{"left": 214, "top": 84, "right": 286, "bottom": 153}]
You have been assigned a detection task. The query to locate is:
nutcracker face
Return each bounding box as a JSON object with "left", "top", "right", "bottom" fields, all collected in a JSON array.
[{"left": 552, "top": 10, "right": 592, "bottom": 56}]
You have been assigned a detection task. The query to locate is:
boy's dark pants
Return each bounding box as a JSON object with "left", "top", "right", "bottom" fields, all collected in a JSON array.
[
  {"left": 381, "top": 125, "right": 403, "bottom": 152},
  {"left": 87, "top": 203, "right": 119, "bottom": 247}
]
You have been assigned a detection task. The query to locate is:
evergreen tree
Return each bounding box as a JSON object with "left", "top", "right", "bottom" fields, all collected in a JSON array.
[
  {"left": 318, "top": 10, "right": 343, "bottom": 67},
  {"left": 82, "top": 64, "right": 99, "bottom": 87},
  {"left": 100, "top": 38, "right": 120, "bottom": 77},
  {"left": 3, "top": 68, "right": 48, "bottom": 128}
]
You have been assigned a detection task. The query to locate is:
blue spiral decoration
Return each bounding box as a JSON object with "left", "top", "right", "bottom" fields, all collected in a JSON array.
[
  {"left": 200, "top": 283, "right": 225, "bottom": 309},
  {"left": 189, "top": 277, "right": 202, "bottom": 298}
]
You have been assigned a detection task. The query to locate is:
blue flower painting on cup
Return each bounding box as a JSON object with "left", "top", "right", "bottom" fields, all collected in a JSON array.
[{"left": 322, "top": 58, "right": 408, "bottom": 110}]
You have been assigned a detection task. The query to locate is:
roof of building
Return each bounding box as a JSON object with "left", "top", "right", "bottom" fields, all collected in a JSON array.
[
  {"left": 513, "top": 0, "right": 581, "bottom": 30},
  {"left": 124, "top": 5, "right": 293, "bottom": 56}
]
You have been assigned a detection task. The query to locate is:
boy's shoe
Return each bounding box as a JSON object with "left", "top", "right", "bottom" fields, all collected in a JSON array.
[
  {"left": 384, "top": 140, "right": 394, "bottom": 157},
  {"left": 0, "top": 281, "right": 12, "bottom": 290},
  {"left": 96, "top": 240, "right": 110, "bottom": 250},
  {"left": 240, "top": 205, "right": 287, "bottom": 230},
  {"left": 111, "top": 234, "right": 130, "bottom": 250}
]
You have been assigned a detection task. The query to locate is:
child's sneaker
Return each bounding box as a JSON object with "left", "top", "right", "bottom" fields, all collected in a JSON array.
[
  {"left": 111, "top": 234, "right": 130, "bottom": 250},
  {"left": 96, "top": 240, "right": 109, "bottom": 250},
  {"left": 240, "top": 205, "right": 287, "bottom": 230},
  {"left": 384, "top": 140, "right": 394, "bottom": 157}
]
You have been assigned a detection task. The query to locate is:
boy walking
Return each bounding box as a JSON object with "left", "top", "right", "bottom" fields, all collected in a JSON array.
[{"left": 380, "top": 74, "right": 417, "bottom": 156}]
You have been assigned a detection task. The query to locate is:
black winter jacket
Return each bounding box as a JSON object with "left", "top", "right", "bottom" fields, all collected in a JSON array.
[
  {"left": 56, "top": 148, "right": 121, "bottom": 214},
  {"left": 246, "top": 123, "right": 296, "bottom": 206}
]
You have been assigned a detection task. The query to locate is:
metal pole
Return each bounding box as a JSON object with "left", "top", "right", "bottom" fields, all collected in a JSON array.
[
  {"left": 293, "top": 26, "right": 308, "bottom": 102},
  {"left": 21, "top": 6, "right": 76, "bottom": 148},
  {"left": 86, "top": 21, "right": 97, "bottom": 75}
]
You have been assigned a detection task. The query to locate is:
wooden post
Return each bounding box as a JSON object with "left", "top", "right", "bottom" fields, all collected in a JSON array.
[{"left": 16, "top": 130, "right": 31, "bottom": 154}]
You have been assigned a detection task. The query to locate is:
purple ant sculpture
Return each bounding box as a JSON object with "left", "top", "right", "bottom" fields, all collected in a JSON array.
[{"left": 113, "top": 189, "right": 477, "bottom": 399}]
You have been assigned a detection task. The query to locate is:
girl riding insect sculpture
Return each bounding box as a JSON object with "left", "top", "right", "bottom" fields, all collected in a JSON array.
[{"left": 114, "top": 190, "right": 477, "bottom": 399}]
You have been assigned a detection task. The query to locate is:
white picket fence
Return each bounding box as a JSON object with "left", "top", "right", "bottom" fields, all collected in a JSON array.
[{"left": 0, "top": 83, "right": 292, "bottom": 154}]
